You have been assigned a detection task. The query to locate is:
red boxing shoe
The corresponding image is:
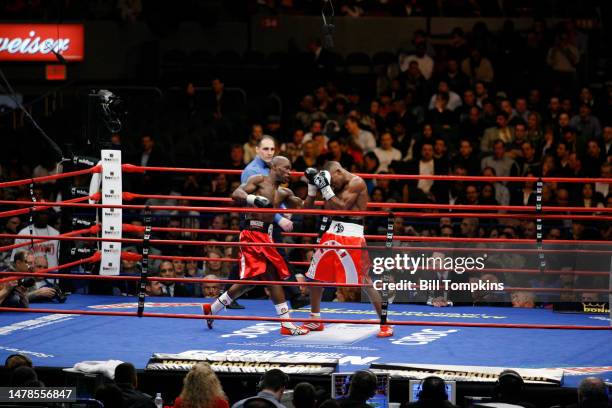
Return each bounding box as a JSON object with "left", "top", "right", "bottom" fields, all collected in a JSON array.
[
  {"left": 377, "top": 325, "right": 394, "bottom": 338},
  {"left": 280, "top": 325, "right": 310, "bottom": 336},
  {"left": 301, "top": 322, "right": 325, "bottom": 331},
  {"left": 202, "top": 304, "right": 214, "bottom": 329}
]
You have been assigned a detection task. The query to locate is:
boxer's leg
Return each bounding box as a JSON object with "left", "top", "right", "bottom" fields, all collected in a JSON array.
[
  {"left": 309, "top": 286, "right": 324, "bottom": 314},
  {"left": 263, "top": 266, "right": 308, "bottom": 335},
  {"left": 362, "top": 276, "right": 393, "bottom": 337}
]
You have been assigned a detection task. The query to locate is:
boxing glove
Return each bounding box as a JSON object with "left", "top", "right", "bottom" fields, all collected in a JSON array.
[
  {"left": 304, "top": 167, "right": 318, "bottom": 197},
  {"left": 246, "top": 194, "right": 272, "bottom": 208},
  {"left": 314, "top": 170, "right": 335, "bottom": 200}
]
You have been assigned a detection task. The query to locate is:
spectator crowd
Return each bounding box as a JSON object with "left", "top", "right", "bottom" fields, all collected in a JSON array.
[
  {"left": 1, "top": 17, "right": 611, "bottom": 310},
  {"left": 4, "top": 353, "right": 612, "bottom": 408}
]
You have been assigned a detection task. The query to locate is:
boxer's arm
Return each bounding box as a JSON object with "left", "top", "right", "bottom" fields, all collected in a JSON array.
[
  {"left": 304, "top": 194, "right": 316, "bottom": 209},
  {"left": 280, "top": 187, "right": 303, "bottom": 209},
  {"left": 231, "top": 175, "right": 264, "bottom": 204},
  {"left": 303, "top": 167, "right": 318, "bottom": 209},
  {"left": 325, "top": 177, "right": 366, "bottom": 210}
]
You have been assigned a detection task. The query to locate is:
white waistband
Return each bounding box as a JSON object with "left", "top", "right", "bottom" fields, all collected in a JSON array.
[{"left": 328, "top": 220, "right": 363, "bottom": 237}]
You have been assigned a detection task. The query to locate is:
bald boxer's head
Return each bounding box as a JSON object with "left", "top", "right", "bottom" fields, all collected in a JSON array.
[{"left": 271, "top": 156, "right": 291, "bottom": 184}]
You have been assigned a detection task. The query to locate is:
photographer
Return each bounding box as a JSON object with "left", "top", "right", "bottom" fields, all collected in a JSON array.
[
  {"left": 0, "top": 250, "right": 32, "bottom": 308},
  {"left": 26, "top": 256, "right": 61, "bottom": 303},
  {"left": 0, "top": 279, "right": 29, "bottom": 308}
]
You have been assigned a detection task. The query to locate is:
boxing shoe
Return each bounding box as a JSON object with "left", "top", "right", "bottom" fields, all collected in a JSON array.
[
  {"left": 280, "top": 324, "right": 310, "bottom": 336},
  {"left": 202, "top": 304, "right": 214, "bottom": 329},
  {"left": 377, "top": 325, "right": 394, "bottom": 338},
  {"left": 226, "top": 300, "right": 245, "bottom": 309},
  {"left": 301, "top": 321, "right": 325, "bottom": 331}
]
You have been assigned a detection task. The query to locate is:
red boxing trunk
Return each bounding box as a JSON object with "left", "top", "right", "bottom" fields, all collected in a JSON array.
[
  {"left": 306, "top": 221, "right": 369, "bottom": 283},
  {"left": 239, "top": 229, "right": 290, "bottom": 280}
]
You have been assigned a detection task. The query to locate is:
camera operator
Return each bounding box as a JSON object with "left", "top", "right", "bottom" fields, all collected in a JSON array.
[
  {"left": 0, "top": 250, "right": 32, "bottom": 308},
  {"left": 0, "top": 280, "right": 29, "bottom": 308}
]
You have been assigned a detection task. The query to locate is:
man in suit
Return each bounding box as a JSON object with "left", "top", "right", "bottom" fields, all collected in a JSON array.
[
  {"left": 135, "top": 134, "right": 170, "bottom": 194},
  {"left": 158, "top": 261, "right": 190, "bottom": 297},
  {"left": 480, "top": 112, "right": 515, "bottom": 155},
  {"left": 405, "top": 142, "right": 448, "bottom": 203}
]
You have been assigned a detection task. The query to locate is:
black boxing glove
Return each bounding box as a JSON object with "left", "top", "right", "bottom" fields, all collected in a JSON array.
[
  {"left": 246, "top": 194, "right": 272, "bottom": 208},
  {"left": 304, "top": 167, "right": 318, "bottom": 197}
]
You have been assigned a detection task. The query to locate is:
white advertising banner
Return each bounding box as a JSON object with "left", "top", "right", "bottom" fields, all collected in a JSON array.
[{"left": 100, "top": 150, "right": 122, "bottom": 276}]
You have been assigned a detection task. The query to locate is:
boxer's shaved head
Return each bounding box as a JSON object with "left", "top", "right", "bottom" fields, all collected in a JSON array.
[
  {"left": 272, "top": 156, "right": 290, "bottom": 167},
  {"left": 271, "top": 155, "right": 292, "bottom": 183}
]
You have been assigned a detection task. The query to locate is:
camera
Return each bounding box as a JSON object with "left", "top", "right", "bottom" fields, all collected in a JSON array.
[
  {"left": 52, "top": 285, "right": 67, "bottom": 303},
  {"left": 17, "top": 278, "right": 67, "bottom": 303},
  {"left": 17, "top": 277, "right": 36, "bottom": 288},
  {"left": 96, "top": 89, "right": 123, "bottom": 133}
]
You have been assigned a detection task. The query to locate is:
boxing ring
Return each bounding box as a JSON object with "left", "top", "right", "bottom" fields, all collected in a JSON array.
[
  {"left": 0, "top": 296, "right": 611, "bottom": 387},
  {"left": 1, "top": 153, "right": 612, "bottom": 390}
]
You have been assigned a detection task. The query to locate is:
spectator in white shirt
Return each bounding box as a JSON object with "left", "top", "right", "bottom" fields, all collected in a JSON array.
[
  {"left": 11, "top": 211, "right": 59, "bottom": 269},
  {"left": 345, "top": 116, "right": 376, "bottom": 153},
  {"left": 428, "top": 80, "right": 463, "bottom": 112},
  {"left": 374, "top": 133, "right": 402, "bottom": 172},
  {"left": 399, "top": 43, "right": 434, "bottom": 80},
  {"left": 596, "top": 162, "right": 612, "bottom": 198}
]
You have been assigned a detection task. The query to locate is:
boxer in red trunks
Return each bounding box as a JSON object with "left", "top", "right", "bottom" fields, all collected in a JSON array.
[
  {"left": 302, "top": 161, "right": 393, "bottom": 337},
  {"left": 203, "top": 156, "right": 309, "bottom": 336}
]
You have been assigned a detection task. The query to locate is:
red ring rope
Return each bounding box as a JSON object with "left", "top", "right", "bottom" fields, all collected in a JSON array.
[
  {"left": 121, "top": 224, "right": 609, "bottom": 247},
  {"left": 0, "top": 200, "right": 610, "bottom": 223},
  {"left": 0, "top": 253, "right": 100, "bottom": 284},
  {"left": 0, "top": 195, "right": 96, "bottom": 219},
  {"left": 0, "top": 225, "right": 99, "bottom": 253},
  {"left": 1, "top": 233, "right": 610, "bottom": 254},
  {"left": 120, "top": 252, "right": 608, "bottom": 277},
  {"left": 0, "top": 166, "right": 99, "bottom": 189},
  {"left": 120, "top": 164, "right": 612, "bottom": 184},
  {"left": 1, "top": 307, "right": 610, "bottom": 330},
  {"left": 121, "top": 192, "right": 612, "bottom": 214},
  {"left": 3, "top": 271, "right": 609, "bottom": 294}
]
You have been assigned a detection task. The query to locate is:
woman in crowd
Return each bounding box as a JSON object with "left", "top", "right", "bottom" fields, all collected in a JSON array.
[{"left": 174, "top": 363, "right": 229, "bottom": 408}]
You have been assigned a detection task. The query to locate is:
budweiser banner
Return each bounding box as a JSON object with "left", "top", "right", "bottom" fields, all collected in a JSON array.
[{"left": 0, "top": 24, "right": 84, "bottom": 61}]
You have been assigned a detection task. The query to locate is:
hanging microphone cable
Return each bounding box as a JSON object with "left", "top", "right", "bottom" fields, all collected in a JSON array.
[{"left": 321, "top": 0, "right": 335, "bottom": 49}]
